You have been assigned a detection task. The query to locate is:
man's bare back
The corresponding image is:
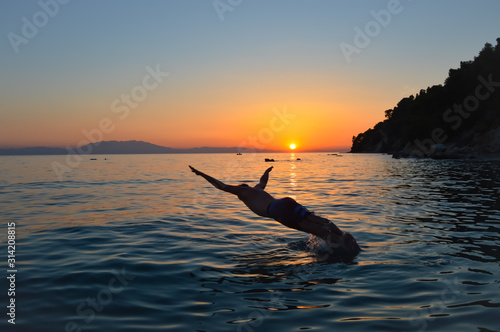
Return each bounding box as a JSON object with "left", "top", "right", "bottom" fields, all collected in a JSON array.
[
  {"left": 236, "top": 186, "right": 275, "bottom": 218},
  {"left": 189, "top": 165, "right": 360, "bottom": 260}
]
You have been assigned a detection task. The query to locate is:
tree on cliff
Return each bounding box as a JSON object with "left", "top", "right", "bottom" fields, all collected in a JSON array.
[{"left": 351, "top": 38, "right": 500, "bottom": 155}]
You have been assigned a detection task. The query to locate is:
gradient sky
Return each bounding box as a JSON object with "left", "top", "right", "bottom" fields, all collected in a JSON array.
[{"left": 1, "top": 0, "right": 500, "bottom": 151}]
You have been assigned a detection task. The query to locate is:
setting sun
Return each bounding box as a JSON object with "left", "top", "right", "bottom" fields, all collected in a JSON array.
[{"left": 290, "top": 144, "right": 296, "bottom": 150}]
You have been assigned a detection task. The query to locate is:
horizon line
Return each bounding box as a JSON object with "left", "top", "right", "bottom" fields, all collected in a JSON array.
[{"left": 0, "top": 139, "right": 350, "bottom": 152}]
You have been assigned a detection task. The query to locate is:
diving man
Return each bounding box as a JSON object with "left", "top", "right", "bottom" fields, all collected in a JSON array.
[{"left": 189, "top": 165, "right": 360, "bottom": 260}]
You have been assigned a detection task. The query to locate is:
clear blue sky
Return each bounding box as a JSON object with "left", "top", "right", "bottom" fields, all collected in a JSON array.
[{"left": 1, "top": 0, "right": 499, "bottom": 149}]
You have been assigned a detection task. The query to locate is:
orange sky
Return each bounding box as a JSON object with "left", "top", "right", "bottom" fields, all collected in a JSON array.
[
  {"left": 2, "top": 2, "right": 498, "bottom": 151},
  {"left": 0, "top": 74, "right": 392, "bottom": 151},
  {"left": 0, "top": 55, "right": 414, "bottom": 151}
]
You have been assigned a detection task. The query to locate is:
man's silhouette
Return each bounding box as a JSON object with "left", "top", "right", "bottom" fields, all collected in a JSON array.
[{"left": 189, "top": 165, "right": 360, "bottom": 260}]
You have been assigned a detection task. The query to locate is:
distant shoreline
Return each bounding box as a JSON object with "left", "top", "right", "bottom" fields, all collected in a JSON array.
[
  {"left": 0, "top": 140, "right": 348, "bottom": 156},
  {"left": 0, "top": 151, "right": 349, "bottom": 156}
]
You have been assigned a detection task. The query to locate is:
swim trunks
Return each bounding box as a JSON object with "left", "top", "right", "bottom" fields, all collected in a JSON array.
[{"left": 267, "top": 197, "right": 311, "bottom": 231}]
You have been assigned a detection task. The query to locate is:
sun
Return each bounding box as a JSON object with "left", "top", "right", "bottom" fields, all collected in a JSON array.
[{"left": 289, "top": 143, "right": 296, "bottom": 150}]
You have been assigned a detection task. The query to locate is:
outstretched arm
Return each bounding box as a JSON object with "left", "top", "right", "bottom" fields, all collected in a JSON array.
[
  {"left": 189, "top": 166, "right": 244, "bottom": 195},
  {"left": 255, "top": 166, "right": 273, "bottom": 190}
]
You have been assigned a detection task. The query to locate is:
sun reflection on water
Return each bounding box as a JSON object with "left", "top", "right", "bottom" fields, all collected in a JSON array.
[{"left": 288, "top": 153, "right": 298, "bottom": 198}]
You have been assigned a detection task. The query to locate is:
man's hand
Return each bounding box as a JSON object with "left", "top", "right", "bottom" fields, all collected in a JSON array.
[
  {"left": 189, "top": 165, "right": 229, "bottom": 192},
  {"left": 189, "top": 165, "right": 202, "bottom": 176},
  {"left": 265, "top": 166, "right": 273, "bottom": 173}
]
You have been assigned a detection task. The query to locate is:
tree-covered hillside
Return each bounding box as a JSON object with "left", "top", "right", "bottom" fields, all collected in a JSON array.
[{"left": 351, "top": 38, "right": 500, "bottom": 158}]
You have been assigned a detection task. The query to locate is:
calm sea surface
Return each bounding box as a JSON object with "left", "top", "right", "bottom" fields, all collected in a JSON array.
[{"left": 1, "top": 153, "right": 499, "bottom": 332}]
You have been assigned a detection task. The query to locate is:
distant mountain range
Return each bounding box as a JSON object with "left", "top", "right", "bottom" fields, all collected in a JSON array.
[{"left": 0, "top": 140, "right": 279, "bottom": 155}]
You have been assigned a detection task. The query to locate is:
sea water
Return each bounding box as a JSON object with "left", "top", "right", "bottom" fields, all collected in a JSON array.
[{"left": 0, "top": 153, "right": 499, "bottom": 332}]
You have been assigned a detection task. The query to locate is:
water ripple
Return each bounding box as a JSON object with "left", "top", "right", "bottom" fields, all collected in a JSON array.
[{"left": 1, "top": 154, "right": 499, "bottom": 331}]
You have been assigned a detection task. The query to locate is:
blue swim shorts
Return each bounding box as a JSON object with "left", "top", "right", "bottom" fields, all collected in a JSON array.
[{"left": 267, "top": 197, "right": 311, "bottom": 231}]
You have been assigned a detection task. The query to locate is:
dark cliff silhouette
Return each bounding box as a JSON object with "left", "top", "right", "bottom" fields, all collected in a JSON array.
[{"left": 351, "top": 38, "right": 500, "bottom": 158}]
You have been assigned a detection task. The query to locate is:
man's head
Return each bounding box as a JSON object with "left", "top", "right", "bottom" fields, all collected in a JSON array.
[
  {"left": 238, "top": 183, "right": 249, "bottom": 187},
  {"left": 321, "top": 231, "right": 360, "bottom": 262},
  {"left": 342, "top": 232, "right": 360, "bottom": 253}
]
